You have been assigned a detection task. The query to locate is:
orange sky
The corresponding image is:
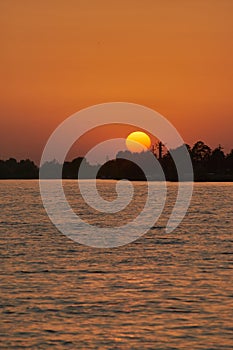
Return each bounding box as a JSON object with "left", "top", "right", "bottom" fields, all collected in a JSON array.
[{"left": 0, "top": 0, "right": 233, "bottom": 163}]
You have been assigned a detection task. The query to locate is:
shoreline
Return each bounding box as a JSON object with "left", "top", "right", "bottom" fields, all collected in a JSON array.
[{"left": 0, "top": 178, "right": 233, "bottom": 182}]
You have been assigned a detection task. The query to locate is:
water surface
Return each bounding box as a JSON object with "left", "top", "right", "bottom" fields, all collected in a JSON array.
[{"left": 0, "top": 181, "right": 232, "bottom": 349}]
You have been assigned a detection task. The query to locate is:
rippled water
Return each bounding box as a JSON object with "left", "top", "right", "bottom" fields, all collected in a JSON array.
[{"left": 0, "top": 180, "right": 232, "bottom": 349}]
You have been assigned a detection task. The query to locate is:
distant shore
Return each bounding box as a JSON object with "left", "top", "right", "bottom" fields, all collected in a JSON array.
[
  {"left": 0, "top": 178, "right": 233, "bottom": 182},
  {"left": 1, "top": 141, "right": 233, "bottom": 182}
]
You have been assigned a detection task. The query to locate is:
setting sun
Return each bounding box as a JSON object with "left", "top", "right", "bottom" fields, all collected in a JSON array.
[{"left": 126, "top": 131, "right": 151, "bottom": 153}]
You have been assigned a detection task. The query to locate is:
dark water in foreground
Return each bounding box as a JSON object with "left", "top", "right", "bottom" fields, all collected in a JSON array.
[{"left": 0, "top": 180, "right": 232, "bottom": 349}]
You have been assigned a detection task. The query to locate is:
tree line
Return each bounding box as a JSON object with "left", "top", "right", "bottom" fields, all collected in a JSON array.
[{"left": 0, "top": 141, "right": 233, "bottom": 181}]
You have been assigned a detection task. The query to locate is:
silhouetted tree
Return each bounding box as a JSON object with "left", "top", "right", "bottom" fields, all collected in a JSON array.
[
  {"left": 97, "top": 158, "right": 146, "bottom": 180},
  {"left": 18, "top": 159, "right": 38, "bottom": 178},
  {"left": 191, "top": 141, "right": 211, "bottom": 180},
  {"left": 62, "top": 157, "right": 100, "bottom": 179},
  {"left": 5, "top": 158, "right": 18, "bottom": 178},
  {"left": 209, "top": 145, "right": 225, "bottom": 174},
  {"left": 40, "top": 160, "right": 62, "bottom": 179},
  {"left": 159, "top": 151, "right": 177, "bottom": 181},
  {"left": 226, "top": 150, "right": 233, "bottom": 173},
  {"left": 191, "top": 141, "right": 211, "bottom": 163},
  {"left": 0, "top": 158, "right": 38, "bottom": 179},
  {"left": 0, "top": 160, "right": 10, "bottom": 178}
]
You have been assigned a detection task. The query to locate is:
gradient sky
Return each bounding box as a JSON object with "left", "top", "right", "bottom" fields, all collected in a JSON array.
[{"left": 1, "top": 0, "right": 233, "bottom": 163}]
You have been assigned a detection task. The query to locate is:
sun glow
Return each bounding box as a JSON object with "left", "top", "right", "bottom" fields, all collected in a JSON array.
[{"left": 126, "top": 131, "right": 151, "bottom": 153}]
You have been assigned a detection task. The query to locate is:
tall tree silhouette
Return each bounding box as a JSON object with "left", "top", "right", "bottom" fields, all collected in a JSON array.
[
  {"left": 191, "top": 141, "right": 211, "bottom": 163},
  {"left": 209, "top": 145, "right": 225, "bottom": 174}
]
